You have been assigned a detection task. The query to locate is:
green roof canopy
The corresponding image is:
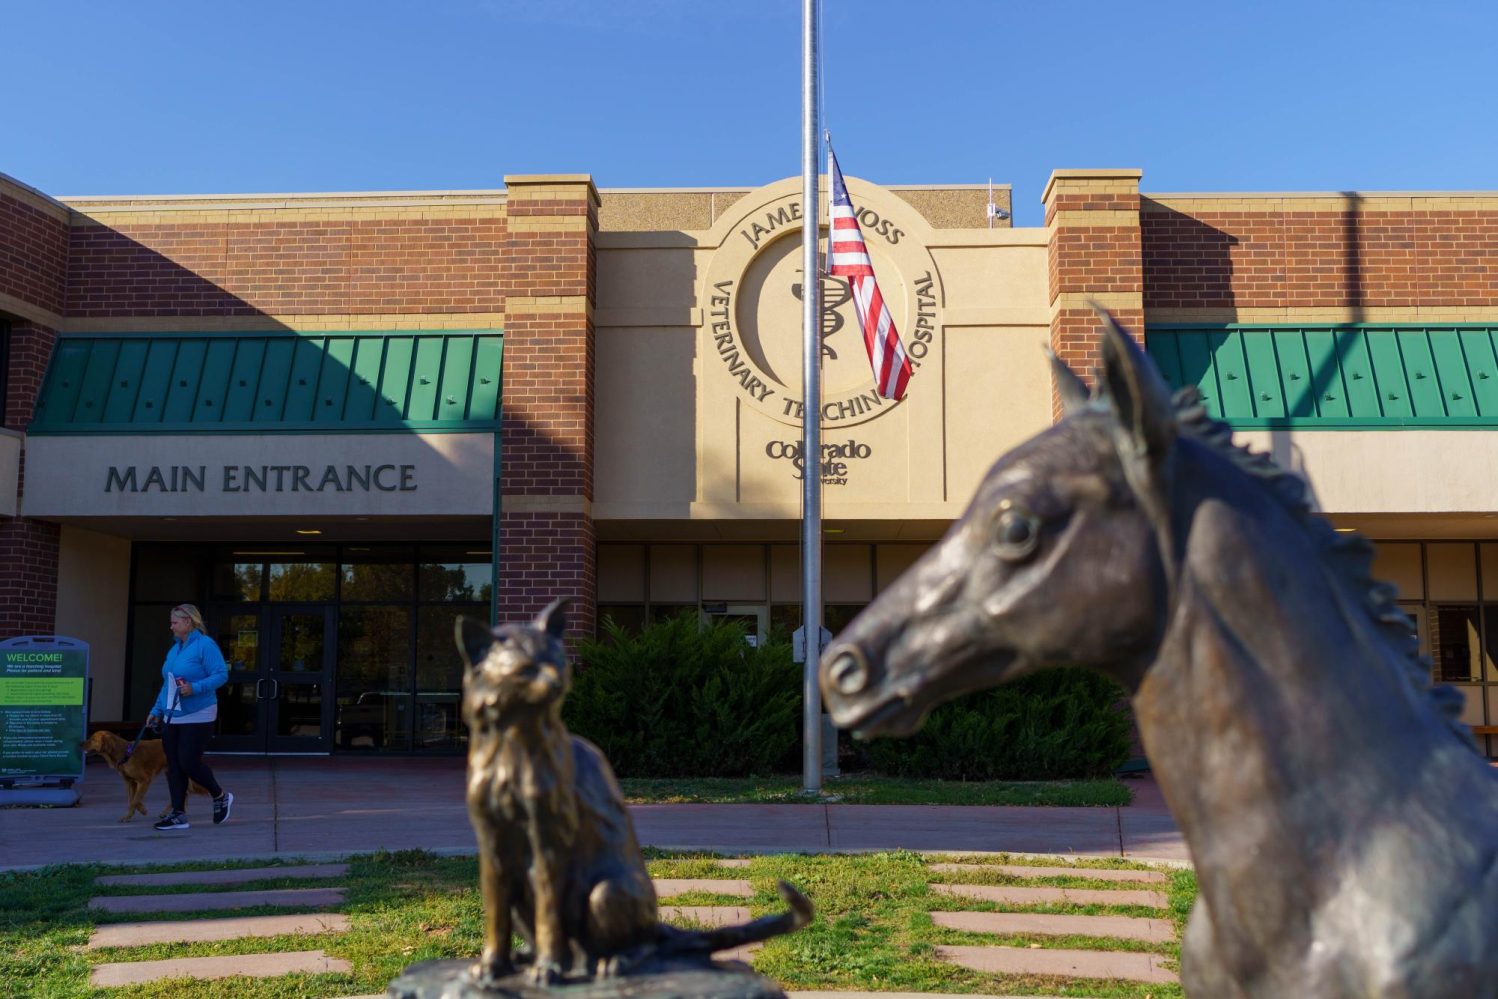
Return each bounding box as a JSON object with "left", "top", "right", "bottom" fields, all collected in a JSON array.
[
  {"left": 29, "top": 331, "right": 502, "bottom": 434},
  {"left": 1146, "top": 324, "right": 1498, "bottom": 429}
]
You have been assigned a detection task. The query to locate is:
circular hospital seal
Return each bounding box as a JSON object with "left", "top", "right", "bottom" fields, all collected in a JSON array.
[{"left": 700, "top": 177, "right": 943, "bottom": 429}]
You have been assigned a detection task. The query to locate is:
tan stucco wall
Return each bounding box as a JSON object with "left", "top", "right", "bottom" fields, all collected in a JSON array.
[
  {"left": 55, "top": 525, "right": 131, "bottom": 721},
  {"left": 597, "top": 184, "right": 1009, "bottom": 233},
  {"left": 1237, "top": 429, "right": 1498, "bottom": 515},
  {"left": 593, "top": 177, "right": 1049, "bottom": 523}
]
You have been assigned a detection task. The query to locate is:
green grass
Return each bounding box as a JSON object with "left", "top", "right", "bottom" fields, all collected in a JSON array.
[
  {"left": 0, "top": 849, "right": 1193, "bottom": 999},
  {"left": 617, "top": 775, "right": 1132, "bottom": 806}
]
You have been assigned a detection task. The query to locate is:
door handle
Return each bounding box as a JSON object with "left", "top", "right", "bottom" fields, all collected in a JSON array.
[
  {"left": 255, "top": 678, "right": 266, "bottom": 700},
  {"left": 269, "top": 678, "right": 280, "bottom": 700}
]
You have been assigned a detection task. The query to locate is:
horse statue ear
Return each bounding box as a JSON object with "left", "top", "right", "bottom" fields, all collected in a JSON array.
[
  {"left": 536, "top": 597, "right": 572, "bottom": 641},
  {"left": 1046, "top": 348, "right": 1092, "bottom": 416},
  {"left": 1092, "top": 305, "right": 1181, "bottom": 583},
  {"left": 456, "top": 616, "right": 497, "bottom": 670},
  {"left": 1092, "top": 305, "right": 1176, "bottom": 463}
]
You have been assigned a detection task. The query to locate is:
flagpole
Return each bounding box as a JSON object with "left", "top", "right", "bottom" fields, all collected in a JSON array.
[{"left": 800, "top": 0, "right": 823, "bottom": 795}]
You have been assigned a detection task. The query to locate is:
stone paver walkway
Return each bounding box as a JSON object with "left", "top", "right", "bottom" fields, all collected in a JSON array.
[
  {"left": 926, "top": 859, "right": 1180, "bottom": 986},
  {"left": 930, "top": 910, "right": 1174, "bottom": 944},
  {"left": 929, "top": 862, "right": 1169, "bottom": 883},
  {"left": 91, "top": 950, "right": 350, "bottom": 987},
  {"left": 660, "top": 903, "right": 761, "bottom": 963},
  {"left": 652, "top": 878, "right": 754, "bottom": 898},
  {"left": 931, "top": 882, "right": 1168, "bottom": 908},
  {"left": 88, "top": 912, "right": 350, "bottom": 949},
  {"left": 77, "top": 852, "right": 1185, "bottom": 993},
  {"left": 935, "top": 944, "right": 1178, "bottom": 985},
  {"left": 87, "top": 866, "right": 354, "bottom": 986}
]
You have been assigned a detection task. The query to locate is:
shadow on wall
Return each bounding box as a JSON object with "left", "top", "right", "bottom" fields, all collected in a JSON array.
[
  {"left": 40, "top": 225, "right": 507, "bottom": 439},
  {"left": 1264, "top": 193, "right": 1365, "bottom": 511},
  {"left": 1146, "top": 195, "right": 1378, "bottom": 512}
]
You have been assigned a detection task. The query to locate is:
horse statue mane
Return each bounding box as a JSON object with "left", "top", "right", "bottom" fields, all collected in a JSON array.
[{"left": 1115, "top": 365, "right": 1472, "bottom": 750}]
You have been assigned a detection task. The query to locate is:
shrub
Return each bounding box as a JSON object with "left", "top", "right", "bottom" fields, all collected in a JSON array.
[
  {"left": 563, "top": 614, "right": 802, "bottom": 778},
  {"left": 851, "top": 668, "right": 1131, "bottom": 780}
]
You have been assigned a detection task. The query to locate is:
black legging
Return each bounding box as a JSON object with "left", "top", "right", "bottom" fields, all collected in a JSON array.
[{"left": 163, "top": 721, "right": 223, "bottom": 811}]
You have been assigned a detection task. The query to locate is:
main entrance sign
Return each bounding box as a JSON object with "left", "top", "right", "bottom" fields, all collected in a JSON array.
[{"left": 700, "top": 182, "right": 943, "bottom": 429}]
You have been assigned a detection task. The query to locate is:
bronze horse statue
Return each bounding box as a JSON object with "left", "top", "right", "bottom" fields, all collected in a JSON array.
[{"left": 819, "top": 313, "right": 1498, "bottom": 998}]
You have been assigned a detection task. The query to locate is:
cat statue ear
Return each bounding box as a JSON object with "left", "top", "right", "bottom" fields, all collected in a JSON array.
[
  {"left": 456, "top": 616, "right": 498, "bottom": 669},
  {"left": 536, "top": 598, "right": 572, "bottom": 640}
]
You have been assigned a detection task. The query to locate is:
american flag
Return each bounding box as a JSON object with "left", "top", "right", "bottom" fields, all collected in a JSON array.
[{"left": 827, "top": 148, "right": 913, "bottom": 401}]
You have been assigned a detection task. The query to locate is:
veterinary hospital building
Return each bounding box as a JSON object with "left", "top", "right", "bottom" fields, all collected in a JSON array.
[{"left": 2, "top": 168, "right": 1497, "bottom": 756}]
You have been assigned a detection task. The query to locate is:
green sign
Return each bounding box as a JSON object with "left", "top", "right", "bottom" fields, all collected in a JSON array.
[{"left": 0, "top": 638, "right": 89, "bottom": 781}]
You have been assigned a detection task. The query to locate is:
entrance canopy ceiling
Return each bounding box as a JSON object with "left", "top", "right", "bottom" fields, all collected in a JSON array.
[{"left": 29, "top": 331, "right": 502, "bottom": 434}]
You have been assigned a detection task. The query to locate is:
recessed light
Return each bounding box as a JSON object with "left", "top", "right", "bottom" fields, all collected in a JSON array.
[{"left": 295, "top": 529, "right": 322, "bottom": 536}]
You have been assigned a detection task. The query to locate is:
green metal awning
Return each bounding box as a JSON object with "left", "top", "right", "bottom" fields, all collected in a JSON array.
[
  {"left": 1146, "top": 324, "right": 1498, "bottom": 429},
  {"left": 29, "top": 331, "right": 502, "bottom": 434}
]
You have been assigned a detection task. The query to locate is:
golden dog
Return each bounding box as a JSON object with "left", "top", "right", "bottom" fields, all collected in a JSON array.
[{"left": 82, "top": 730, "right": 211, "bottom": 823}]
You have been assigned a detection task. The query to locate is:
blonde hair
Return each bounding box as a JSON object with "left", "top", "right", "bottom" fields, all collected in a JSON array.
[{"left": 171, "top": 604, "right": 205, "bottom": 633}]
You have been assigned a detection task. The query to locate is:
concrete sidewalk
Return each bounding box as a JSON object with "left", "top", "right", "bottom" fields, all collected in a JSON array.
[{"left": 0, "top": 757, "right": 1188, "bottom": 871}]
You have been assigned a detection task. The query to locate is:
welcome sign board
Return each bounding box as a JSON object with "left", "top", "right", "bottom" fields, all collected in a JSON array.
[{"left": 0, "top": 636, "right": 89, "bottom": 785}]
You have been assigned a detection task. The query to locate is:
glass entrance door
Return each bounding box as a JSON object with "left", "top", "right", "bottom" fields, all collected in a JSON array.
[
  {"left": 210, "top": 605, "right": 333, "bottom": 753},
  {"left": 265, "top": 606, "right": 334, "bottom": 752}
]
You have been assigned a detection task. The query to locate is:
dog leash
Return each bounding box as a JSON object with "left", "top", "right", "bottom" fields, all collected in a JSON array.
[
  {"left": 126, "top": 679, "right": 182, "bottom": 761},
  {"left": 122, "top": 717, "right": 154, "bottom": 762}
]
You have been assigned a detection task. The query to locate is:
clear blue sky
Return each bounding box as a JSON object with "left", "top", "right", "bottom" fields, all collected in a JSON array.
[{"left": 9, "top": 0, "right": 1495, "bottom": 226}]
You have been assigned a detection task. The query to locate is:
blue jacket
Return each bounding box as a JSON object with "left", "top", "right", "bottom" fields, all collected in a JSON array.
[{"left": 152, "top": 630, "right": 229, "bottom": 718}]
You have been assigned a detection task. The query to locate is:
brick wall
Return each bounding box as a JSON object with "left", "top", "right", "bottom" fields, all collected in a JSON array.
[
  {"left": 6, "top": 322, "right": 57, "bottom": 432},
  {"left": 0, "top": 184, "right": 68, "bottom": 316},
  {"left": 0, "top": 516, "right": 60, "bottom": 636},
  {"left": 497, "top": 176, "right": 599, "bottom": 639},
  {"left": 1043, "top": 171, "right": 1145, "bottom": 417},
  {"left": 66, "top": 216, "right": 506, "bottom": 317},
  {"left": 1142, "top": 197, "right": 1498, "bottom": 313},
  {"left": 499, "top": 510, "right": 597, "bottom": 636}
]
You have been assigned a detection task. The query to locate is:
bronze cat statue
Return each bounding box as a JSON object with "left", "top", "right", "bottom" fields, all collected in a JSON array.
[{"left": 456, "top": 599, "right": 813, "bottom": 988}]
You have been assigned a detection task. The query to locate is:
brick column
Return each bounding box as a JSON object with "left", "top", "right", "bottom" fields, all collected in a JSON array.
[
  {"left": 0, "top": 318, "right": 64, "bottom": 637},
  {"left": 498, "top": 175, "right": 599, "bottom": 640},
  {"left": 6, "top": 321, "right": 57, "bottom": 431},
  {"left": 1043, "top": 169, "right": 1144, "bottom": 418},
  {"left": 1, "top": 176, "right": 68, "bottom": 639},
  {"left": 2, "top": 321, "right": 62, "bottom": 635}
]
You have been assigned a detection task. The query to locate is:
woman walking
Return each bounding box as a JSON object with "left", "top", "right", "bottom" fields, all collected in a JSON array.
[{"left": 148, "top": 604, "right": 233, "bottom": 831}]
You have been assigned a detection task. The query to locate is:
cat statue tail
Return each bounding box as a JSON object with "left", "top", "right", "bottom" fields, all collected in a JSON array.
[{"left": 660, "top": 880, "right": 814, "bottom": 955}]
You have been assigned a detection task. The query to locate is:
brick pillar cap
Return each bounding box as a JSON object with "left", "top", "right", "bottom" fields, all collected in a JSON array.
[
  {"left": 504, "top": 174, "right": 601, "bottom": 207},
  {"left": 1041, "top": 168, "right": 1143, "bottom": 206}
]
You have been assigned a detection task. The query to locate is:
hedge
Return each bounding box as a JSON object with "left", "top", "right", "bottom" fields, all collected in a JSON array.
[{"left": 566, "top": 614, "right": 1131, "bottom": 781}]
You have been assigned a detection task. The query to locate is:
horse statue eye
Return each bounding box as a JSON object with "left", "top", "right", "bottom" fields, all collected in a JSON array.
[{"left": 994, "top": 508, "right": 1040, "bottom": 560}]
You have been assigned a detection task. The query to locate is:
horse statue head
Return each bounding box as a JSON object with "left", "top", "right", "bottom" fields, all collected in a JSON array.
[{"left": 819, "top": 311, "right": 1498, "bottom": 998}]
